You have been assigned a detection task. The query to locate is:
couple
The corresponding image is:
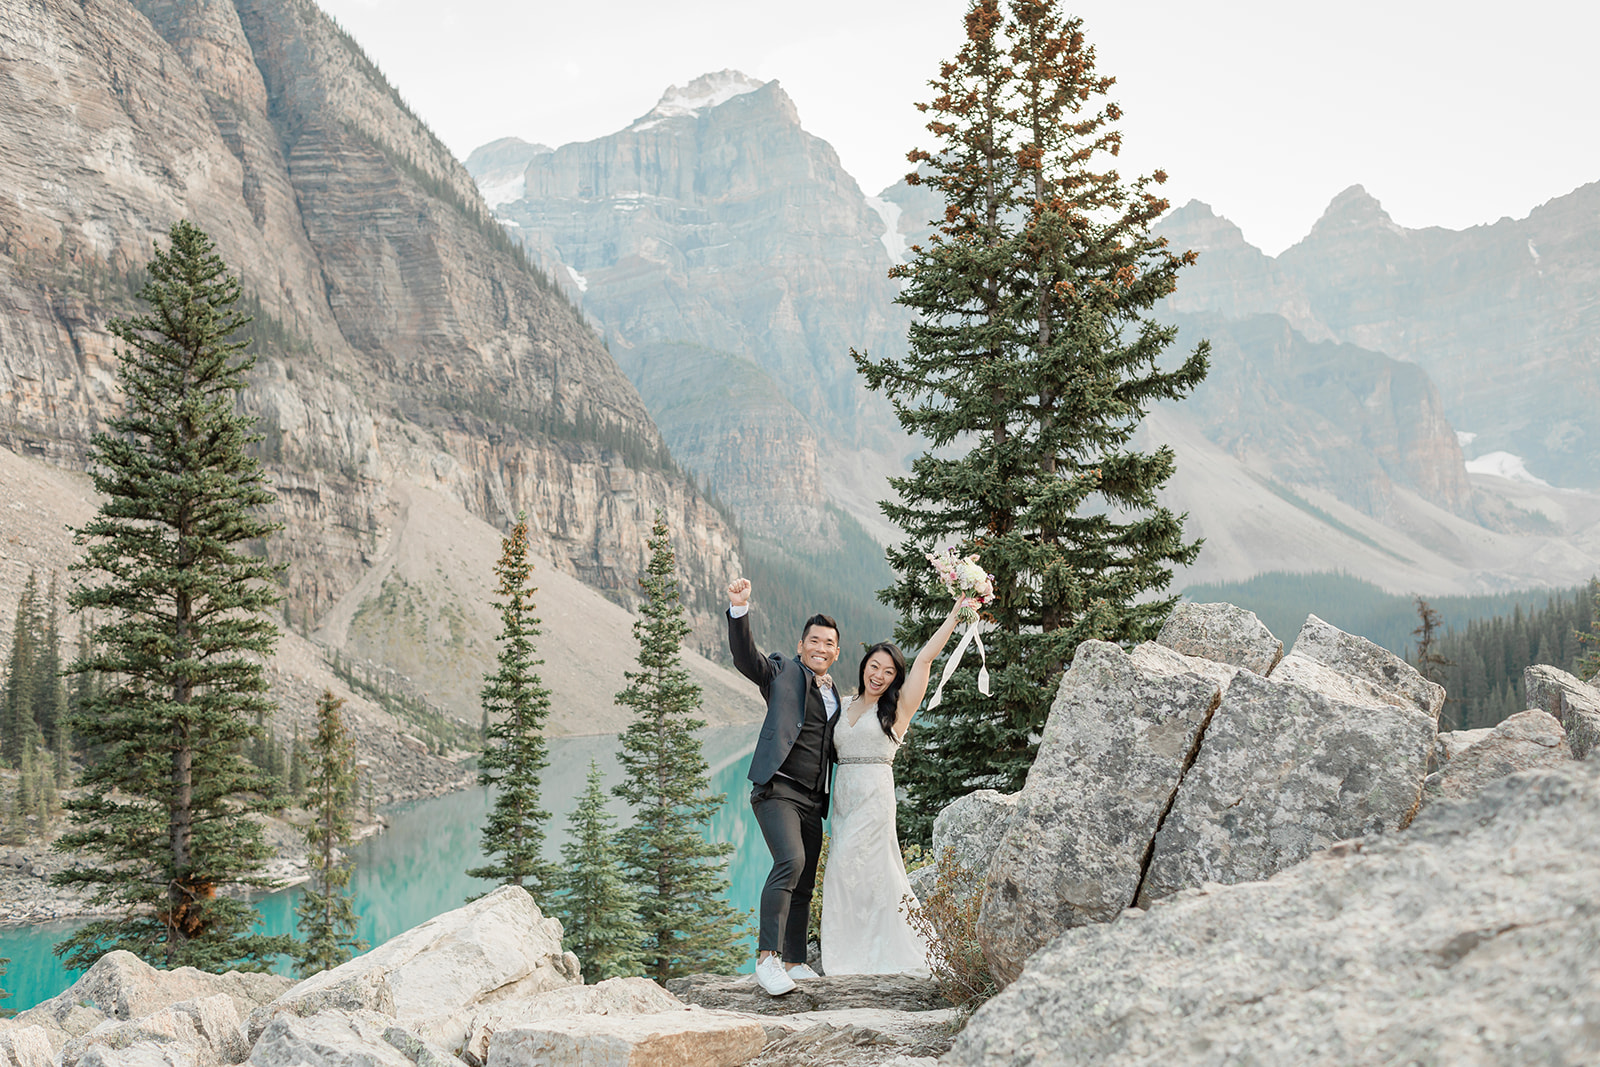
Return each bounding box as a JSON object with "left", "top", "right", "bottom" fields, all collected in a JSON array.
[{"left": 726, "top": 576, "right": 966, "bottom": 995}]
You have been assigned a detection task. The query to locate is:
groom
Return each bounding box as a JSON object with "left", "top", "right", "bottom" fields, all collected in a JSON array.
[{"left": 726, "top": 577, "right": 841, "bottom": 996}]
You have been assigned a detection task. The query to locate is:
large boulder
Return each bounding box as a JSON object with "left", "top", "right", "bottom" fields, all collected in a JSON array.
[
  {"left": 1432, "top": 726, "right": 1493, "bottom": 769},
  {"left": 249, "top": 1012, "right": 466, "bottom": 1067},
  {"left": 664, "top": 973, "right": 946, "bottom": 1017},
  {"left": 76, "top": 1046, "right": 197, "bottom": 1067},
  {"left": 1271, "top": 614, "right": 1445, "bottom": 721},
  {"left": 1423, "top": 709, "right": 1571, "bottom": 802},
  {"left": 252, "top": 886, "right": 579, "bottom": 1052},
  {"left": 906, "top": 789, "right": 1017, "bottom": 906},
  {"left": 485, "top": 1010, "right": 767, "bottom": 1067},
  {"left": 1155, "top": 601, "right": 1283, "bottom": 676},
  {"left": 1525, "top": 664, "right": 1600, "bottom": 759},
  {"left": 246, "top": 972, "right": 395, "bottom": 1044},
  {"left": 1137, "top": 663, "right": 1436, "bottom": 905},
  {"left": 947, "top": 760, "right": 1600, "bottom": 1066},
  {"left": 976, "top": 641, "right": 1226, "bottom": 986}
]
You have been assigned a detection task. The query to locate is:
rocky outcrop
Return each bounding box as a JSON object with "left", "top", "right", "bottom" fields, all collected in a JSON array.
[
  {"left": 1524, "top": 664, "right": 1600, "bottom": 759},
  {"left": 948, "top": 759, "right": 1600, "bottom": 1066},
  {"left": 664, "top": 975, "right": 946, "bottom": 1018},
  {"left": 963, "top": 606, "right": 1444, "bottom": 987},
  {"left": 906, "top": 790, "right": 1016, "bottom": 906},
  {"left": 249, "top": 886, "right": 579, "bottom": 1051},
  {"left": 1424, "top": 709, "right": 1571, "bottom": 802},
  {"left": 976, "top": 641, "right": 1223, "bottom": 984},
  {"left": 486, "top": 1012, "right": 766, "bottom": 1067}
]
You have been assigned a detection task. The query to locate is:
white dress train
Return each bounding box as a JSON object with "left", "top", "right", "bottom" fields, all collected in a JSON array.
[{"left": 820, "top": 697, "right": 930, "bottom": 976}]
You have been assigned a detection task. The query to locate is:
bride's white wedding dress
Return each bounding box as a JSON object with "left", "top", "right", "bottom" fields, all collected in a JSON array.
[{"left": 820, "top": 697, "right": 930, "bottom": 976}]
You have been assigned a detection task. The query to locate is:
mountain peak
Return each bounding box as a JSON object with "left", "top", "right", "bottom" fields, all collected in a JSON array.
[
  {"left": 1156, "top": 199, "right": 1258, "bottom": 254},
  {"left": 629, "top": 70, "right": 768, "bottom": 131},
  {"left": 1308, "top": 184, "right": 1402, "bottom": 236}
]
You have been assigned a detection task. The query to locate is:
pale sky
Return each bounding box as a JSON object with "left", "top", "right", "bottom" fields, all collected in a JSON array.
[{"left": 319, "top": 0, "right": 1599, "bottom": 255}]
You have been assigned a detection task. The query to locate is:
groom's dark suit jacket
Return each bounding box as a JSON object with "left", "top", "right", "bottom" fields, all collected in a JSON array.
[{"left": 728, "top": 609, "right": 837, "bottom": 816}]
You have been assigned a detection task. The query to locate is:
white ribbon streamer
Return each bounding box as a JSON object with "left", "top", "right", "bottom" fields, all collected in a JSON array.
[{"left": 928, "top": 620, "right": 991, "bottom": 710}]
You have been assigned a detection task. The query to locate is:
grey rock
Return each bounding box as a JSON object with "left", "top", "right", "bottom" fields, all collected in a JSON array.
[
  {"left": 1525, "top": 664, "right": 1600, "bottom": 759},
  {"left": 1424, "top": 709, "right": 1571, "bottom": 803},
  {"left": 1138, "top": 667, "right": 1435, "bottom": 905},
  {"left": 249, "top": 1012, "right": 464, "bottom": 1067},
  {"left": 948, "top": 760, "right": 1600, "bottom": 1066},
  {"left": 1275, "top": 614, "right": 1445, "bottom": 721},
  {"left": 907, "top": 789, "right": 1018, "bottom": 906},
  {"left": 664, "top": 973, "right": 946, "bottom": 1016},
  {"left": 458, "top": 978, "right": 683, "bottom": 1065},
  {"left": 977, "top": 641, "right": 1223, "bottom": 986},
  {"left": 253, "top": 886, "right": 578, "bottom": 1052},
  {"left": 1432, "top": 727, "right": 1493, "bottom": 770},
  {"left": 1156, "top": 602, "right": 1284, "bottom": 675},
  {"left": 0, "top": 1026, "right": 55, "bottom": 1067},
  {"left": 486, "top": 1009, "right": 767, "bottom": 1067},
  {"left": 63, "top": 995, "right": 247, "bottom": 1067},
  {"left": 247, "top": 972, "right": 395, "bottom": 1045},
  {"left": 76, "top": 1044, "right": 198, "bottom": 1067}
]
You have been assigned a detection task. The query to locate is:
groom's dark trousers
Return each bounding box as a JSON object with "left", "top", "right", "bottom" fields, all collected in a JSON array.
[{"left": 729, "top": 609, "right": 838, "bottom": 963}]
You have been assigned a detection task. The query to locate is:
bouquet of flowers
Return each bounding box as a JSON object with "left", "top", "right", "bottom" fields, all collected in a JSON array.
[
  {"left": 925, "top": 547, "right": 994, "bottom": 709},
  {"left": 926, "top": 548, "right": 995, "bottom": 625}
]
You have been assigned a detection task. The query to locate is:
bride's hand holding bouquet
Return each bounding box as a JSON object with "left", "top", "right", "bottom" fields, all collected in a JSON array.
[{"left": 924, "top": 547, "right": 994, "bottom": 709}]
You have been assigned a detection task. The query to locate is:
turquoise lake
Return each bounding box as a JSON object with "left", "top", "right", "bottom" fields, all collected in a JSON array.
[{"left": 0, "top": 726, "right": 773, "bottom": 1011}]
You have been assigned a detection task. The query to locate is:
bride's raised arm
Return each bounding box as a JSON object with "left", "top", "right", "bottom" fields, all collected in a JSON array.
[{"left": 893, "top": 600, "right": 968, "bottom": 738}]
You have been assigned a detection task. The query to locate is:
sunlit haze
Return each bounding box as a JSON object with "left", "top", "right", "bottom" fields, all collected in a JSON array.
[{"left": 289, "top": 1, "right": 1599, "bottom": 254}]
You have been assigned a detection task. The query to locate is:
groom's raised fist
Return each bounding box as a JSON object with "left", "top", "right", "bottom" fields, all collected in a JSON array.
[{"left": 728, "top": 577, "right": 752, "bottom": 607}]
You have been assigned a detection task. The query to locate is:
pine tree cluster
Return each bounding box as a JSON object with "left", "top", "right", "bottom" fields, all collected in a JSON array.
[{"left": 1426, "top": 579, "right": 1599, "bottom": 731}]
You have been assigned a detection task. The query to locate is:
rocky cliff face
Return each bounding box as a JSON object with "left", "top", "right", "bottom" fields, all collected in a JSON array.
[
  {"left": 0, "top": 0, "right": 739, "bottom": 644},
  {"left": 474, "top": 71, "right": 915, "bottom": 550},
  {"left": 1162, "top": 184, "right": 1600, "bottom": 489}
]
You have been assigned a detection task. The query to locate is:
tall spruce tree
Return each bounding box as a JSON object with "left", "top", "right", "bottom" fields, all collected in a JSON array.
[
  {"left": 295, "top": 690, "right": 365, "bottom": 976},
  {"left": 468, "top": 512, "right": 557, "bottom": 897},
  {"left": 2, "top": 572, "right": 44, "bottom": 766},
  {"left": 1578, "top": 578, "right": 1600, "bottom": 682},
  {"left": 35, "top": 574, "right": 67, "bottom": 755},
  {"left": 613, "top": 512, "right": 747, "bottom": 980},
  {"left": 552, "top": 760, "right": 646, "bottom": 981},
  {"left": 0, "top": 955, "right": 10, "bottom": 1018},
  {"left": 854, "top": 0, "right": 1209, "bottom": 842},
  {"left": 51, "top": 220, "right": 295, "bottom": 971}
]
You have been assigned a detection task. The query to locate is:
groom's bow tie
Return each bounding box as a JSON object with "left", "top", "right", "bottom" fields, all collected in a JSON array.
[{"left": 814, "top": 673, "right": 834, "bottom": 690}]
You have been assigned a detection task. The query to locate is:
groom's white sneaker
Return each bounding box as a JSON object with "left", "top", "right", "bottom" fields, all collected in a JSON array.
[
  {"left": 785, "top": 963, "right": 820, "bottom": 981},
  {"left": 755, "top": 955, "right": 797, "bottom": 996}
]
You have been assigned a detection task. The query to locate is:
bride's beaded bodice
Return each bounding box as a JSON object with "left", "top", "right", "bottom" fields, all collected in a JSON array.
[{"left": 835, "top": 698, "right": 900, "bottom": 764}]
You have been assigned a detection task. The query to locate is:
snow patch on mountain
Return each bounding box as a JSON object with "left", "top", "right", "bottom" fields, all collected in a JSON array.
[
  {"left": 629, "top": 70, "right": 766, "bottom": 131},
  {"left": 1466, "top": 451, "right": 1549, "bottom": 486},
  {"left": 479, "top": 174, "right": 525, "bottom": 209},
  {"left": 865, "top": 196, "right": 907, "bottom": 263},
  {"left": 564, "top": 264, "right": 588, "bottom": 292}
]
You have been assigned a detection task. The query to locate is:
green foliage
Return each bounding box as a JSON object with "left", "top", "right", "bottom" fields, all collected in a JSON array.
[
  {"left": 1181, "top": 571, "right": 1576, "bottom": 657},
  {"left": 2, "top": 572, "right": 47, "bottom": 766},
  {"left": 858, "top": 0, "right": 1208, "bottom": 844},
  {"left": 52, "top": 220, "right": 295, "bottom": 972},
  {"left": 1578, "top": 579, "right": 1600, "bottom": 682},
  {"left": 0, "top": 955, "right": 10, "bottom": 1018},
  {"left": 296, "top": 691, "right": 366, "bottom": 976},
  {"left": 614, "top": 512, "right": 749, "bottom": 980},
  {"left": 902, "top": 847, "right": 997, "bottom": 1009},
  {"left": 469, "top": 512, "right": 557, "bottom": 898},
  {"left": 551, "top": 761, "right": 646, "bottom": 981},
  {"left": 1430, "top": 581, "right": 1598, "bottom": 731}
]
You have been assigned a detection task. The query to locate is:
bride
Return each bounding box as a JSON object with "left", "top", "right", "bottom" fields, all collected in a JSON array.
[{"left": 820, "top": 600, "right": 966, "bottom": 976}]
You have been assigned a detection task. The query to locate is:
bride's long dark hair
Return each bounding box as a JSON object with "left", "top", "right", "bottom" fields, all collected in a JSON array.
[{"left": 857, "top": 641, "right": 909, "bottom": 741}]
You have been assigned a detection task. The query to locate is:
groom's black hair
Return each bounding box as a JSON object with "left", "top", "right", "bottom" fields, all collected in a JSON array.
[{"left": 800, "top": 613, "right": 840, "bottom": 642}]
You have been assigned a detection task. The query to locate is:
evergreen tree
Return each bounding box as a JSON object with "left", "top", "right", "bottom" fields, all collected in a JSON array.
[
  {"left": 295, "top": 690, "right": 365, "bottom": 976},
  {"left": 853, "top": 0, "right": 1209, "bottom": 841},
  {"left": 613, "top": 512, "right": 748, "bottom": 979},
  {"left": 1578, "top": 578, "right": 1600, "bottom": 682},
  {"left": 551, "top": 760, "right": 646, "bottom": 981},
  {"left": 288, "top": 723, "right": 307, "bottom": 798},
  {"left": 35, "top": 574, "right": 67, "bottom": 755},
  {"left": 0, "top": 955, "right": 10, "bottom": 1019},
  {"left": 51, "top": 220, "right": 295, "bottom": 972},
  {"left": 2, "top": 572, "right": 44, "bottom": 766},
  {"left": 468, "top": 512, "right": 557, "bottom": 897}
]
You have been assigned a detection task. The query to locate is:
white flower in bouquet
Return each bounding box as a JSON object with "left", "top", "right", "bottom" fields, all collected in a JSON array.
[{"left": 926, "top": 547, "right": 995, "bottom": 625}]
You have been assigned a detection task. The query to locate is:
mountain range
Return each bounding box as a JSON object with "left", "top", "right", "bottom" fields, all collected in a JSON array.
[{"left": 471, "top": 78, "right": 1600, "bottom": 597}]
